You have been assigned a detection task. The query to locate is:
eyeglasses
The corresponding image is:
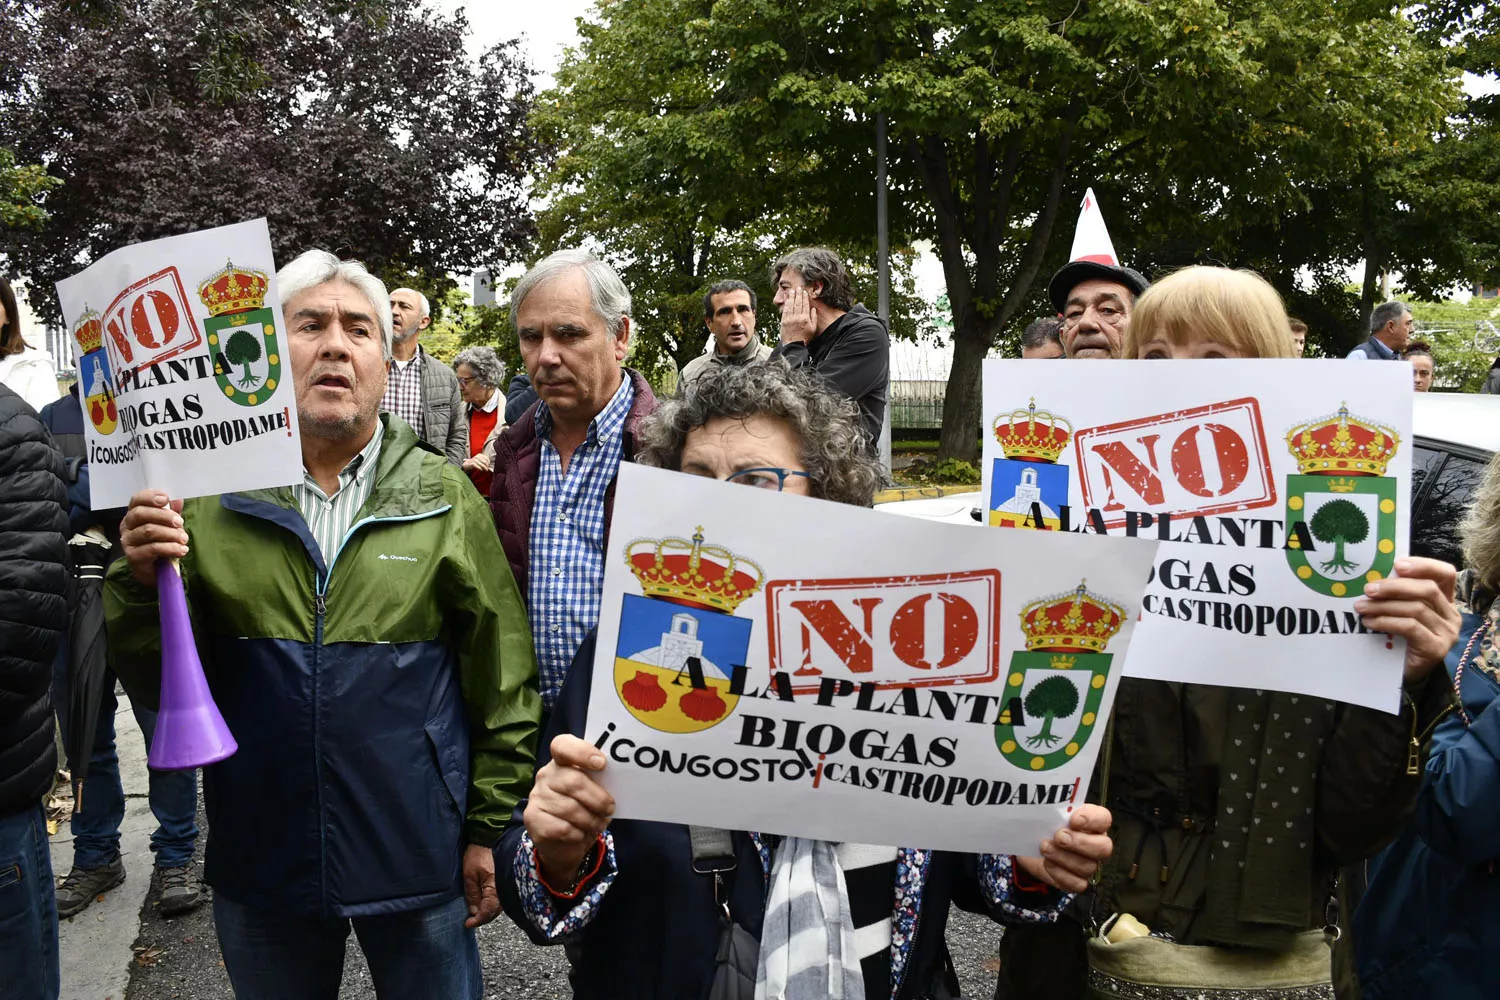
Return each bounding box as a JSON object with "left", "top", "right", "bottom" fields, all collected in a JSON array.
[
  {"left": 690, "top": 467, "right": 812, "bottom": 491},
  {"left": 455, "top": 376, "right": 474, "bottom": 386}
]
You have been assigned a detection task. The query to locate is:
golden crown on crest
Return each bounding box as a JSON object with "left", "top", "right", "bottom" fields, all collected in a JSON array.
[
  {"left": 625, "top": 528, "right": 765, "bottom": 614},
  {"left": 1020, "top": 581, "right": 1126, "bottom": 654},
  {"left": 198, "top": 261, "right": 270, "bottom": 318},
  {"left": 993, "top": 398, "right": 1073, "bottom": 463},
  {"left": 1286, "top": 403, "right": 1399, "bottom": 478},
  {"left": 71, "top": 308, "right": 104, "bottom": 354}
]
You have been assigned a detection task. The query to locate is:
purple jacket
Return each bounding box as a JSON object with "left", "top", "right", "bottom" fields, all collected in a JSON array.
[{"left": 487, "top": 368, "right": 659, "bottom": 602}]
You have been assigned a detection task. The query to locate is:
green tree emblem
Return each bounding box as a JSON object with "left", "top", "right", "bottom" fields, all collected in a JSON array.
[
  {"left": 1023, "top": 675, "right": 1080, "bottom": 749},
  {"left": 1310, "top": 498, "right": 1370, "bottom": 575},
  {"left": 224, "top": 329, "right": 263, "bottom": 388}
]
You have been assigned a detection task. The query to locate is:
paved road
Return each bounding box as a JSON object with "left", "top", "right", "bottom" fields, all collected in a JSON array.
[{"left": 53, "top": 693, "right": 1005, "bottom": 998}]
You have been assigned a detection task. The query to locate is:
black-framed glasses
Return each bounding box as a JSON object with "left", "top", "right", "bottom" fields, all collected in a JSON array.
[{"left": 691, "top": 467, "right": 812, "bottom": 491}]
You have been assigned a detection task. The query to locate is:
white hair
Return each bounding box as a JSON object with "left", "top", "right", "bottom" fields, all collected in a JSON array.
[
  {"left": 510, "top": 249, "right": 631, "bottom": 337},
  {"left": 276, "top": 250, "right": 393, "bottom": 359},
  {"left": 391, "top": 287, "right": 430, "bottom": 321}
]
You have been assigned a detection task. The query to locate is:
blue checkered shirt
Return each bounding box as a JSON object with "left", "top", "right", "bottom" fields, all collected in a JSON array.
[{"left": 529, "top": 375, "right": 635, "bottom": 707}]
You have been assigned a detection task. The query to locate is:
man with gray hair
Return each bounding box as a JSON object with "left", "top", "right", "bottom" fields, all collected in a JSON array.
[
  {"left": 488, "top": 249, "right": 659, "bottom": 711},
  {"left": 1347, "top": 301, "right": 1413, "bottom": 360},
  {"left": 770, "top": 247, "right": 889, "bottom": 456},
  {"left": 383, "top": 286, "right": 468, "bottom": 463},
  {"left": 106, "top": 250, "right": 540, "bottom": 999}
]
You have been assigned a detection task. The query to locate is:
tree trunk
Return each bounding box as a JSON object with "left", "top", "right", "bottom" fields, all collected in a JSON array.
[{"left": 937, "top": 322, "right": 992, "bottom": 464}]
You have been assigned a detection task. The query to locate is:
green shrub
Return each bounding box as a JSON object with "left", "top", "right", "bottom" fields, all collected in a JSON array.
[{"left": 929, "top": 457, "right": 981, "bottom": 485}]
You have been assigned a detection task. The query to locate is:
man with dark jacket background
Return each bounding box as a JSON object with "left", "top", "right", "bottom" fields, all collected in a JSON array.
[
  {"left": 488, "top": 249, "right": 659, "bottom": 713},
  {"left": 769, "top": 247, "right": 889, "bottom": 456},
  {"left": 39, "top": 384, "right": 202, "bottom": 920},
  {"left": 0, "top": 383, "right": 69, "bottom": 1000}
]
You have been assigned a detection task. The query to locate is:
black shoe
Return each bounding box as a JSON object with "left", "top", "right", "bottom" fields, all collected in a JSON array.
[
  {"left": 155, "top": 864, "right": 203, "bottom": 917},
  {"left": 56, "top": 858, "right": 126, "bottom": 918}
]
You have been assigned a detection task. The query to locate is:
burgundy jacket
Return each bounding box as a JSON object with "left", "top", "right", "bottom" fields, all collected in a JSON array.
[{"left": 487, "top": 368, "right": 659, "bottom": 603}]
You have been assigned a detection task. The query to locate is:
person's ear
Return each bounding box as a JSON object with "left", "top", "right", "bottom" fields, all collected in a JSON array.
[{"left": 614, "top": 316, "right": 632, "bottom": 361}]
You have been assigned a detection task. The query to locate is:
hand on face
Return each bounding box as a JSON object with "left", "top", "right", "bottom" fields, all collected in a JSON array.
[
  {"left": 777, "top": 287, "right": 817, "bottom": 345},
  {"left": 120, "top": 490, "right": 188, "bottom": 586},
  {"left": 524, "top": 735, "right": 615, "bottom": 887},
  {"left": 1015, "top": 804, "right": 1114, "bottom": 893},
  {"left": 1353, "top": 556, "right": 1461, "bottom": 684}
]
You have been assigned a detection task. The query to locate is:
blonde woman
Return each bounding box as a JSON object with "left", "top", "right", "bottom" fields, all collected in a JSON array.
[
  {"left": 997, "top": 265, "right": 1460, "bottom": 1000},
  {"left": 1354, "top": 452, "right": 1500, "bottom": 999}
]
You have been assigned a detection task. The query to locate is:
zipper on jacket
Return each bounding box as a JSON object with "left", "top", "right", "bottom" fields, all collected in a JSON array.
[{"left": 1406, "top": 689, "right": 1457, "bottom": 775}]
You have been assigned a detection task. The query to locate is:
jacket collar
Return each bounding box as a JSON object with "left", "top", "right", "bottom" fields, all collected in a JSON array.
[
  {"left": 227, "top": 413, "right": 448, "bottom": 521},
  {"left": 711, "top": 333, "right": 767, "bottom": 363}
]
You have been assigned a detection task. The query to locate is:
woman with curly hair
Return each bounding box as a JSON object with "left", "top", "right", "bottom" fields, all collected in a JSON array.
[
  {"left": 497, "top": 362, "right": 1116, "bottom": 1000},
  {"left": 1354, "top": 450, "right": 1500, "bottom": 998}
]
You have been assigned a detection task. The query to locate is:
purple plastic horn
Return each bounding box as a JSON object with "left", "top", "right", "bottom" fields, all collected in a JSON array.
[{"left": 147, "top": 560, "right": 237, "bottom": 770}]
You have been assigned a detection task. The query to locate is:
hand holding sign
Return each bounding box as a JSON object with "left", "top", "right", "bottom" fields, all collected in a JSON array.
[
  {"left": 526, "top": 735, "right": 615, "bottom": 887},
  {"left": 1354, "top": 557, "right": 1461, "bottom": 683}
]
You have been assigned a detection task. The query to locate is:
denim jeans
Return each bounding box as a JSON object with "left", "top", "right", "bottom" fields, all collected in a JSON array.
[
  {"left": 0, "top": 805, "right": 60, "bottom": 1000},
  {"left": 51, "top": 643, "right": 198, "bottom": 870},
  {"left": 213, "top": 894, "right": 481, "bottom": 1000}
]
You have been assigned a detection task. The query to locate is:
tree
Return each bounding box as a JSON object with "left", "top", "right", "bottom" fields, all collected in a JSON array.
[
  {"left": 542, "top": 1, "right": 1462, "bottom": 459},
  {"left": 1310, "top": 498, "right": 1370, "bottom": 575},
  {"left": 0, "top": 0, "right": 545, "bottom": 324},
  {"left": 1023, "top": 675, "right": 1079, "bottom": 749},
  {"left": 0, "top": 148, "right": 58, "bottom": 230},
  {"left": 531, "top": 0, "right": 930, "bottom": 385},
  {"left": 224, "top": 329, "right": 262, "bottom": 386}
]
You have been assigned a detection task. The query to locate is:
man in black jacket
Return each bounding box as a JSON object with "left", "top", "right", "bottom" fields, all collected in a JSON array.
[
  {"left": 0, "top": 383, "right": 69, "bottom": 1000},
  {"left": 769, "top": 247, "right": 889, "bottom": 456},
  {"left": 39, "top": 385, "right": 202, "bottom": 919}
]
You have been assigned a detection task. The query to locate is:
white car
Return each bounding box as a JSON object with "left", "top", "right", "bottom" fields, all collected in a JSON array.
[{"left": 879, "top": 393, "right": 1500, "bottom": 565}]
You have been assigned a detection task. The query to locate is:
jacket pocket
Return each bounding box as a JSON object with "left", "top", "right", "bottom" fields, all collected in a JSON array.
[{"left": 425, "top": 719, "right": 467, "bottom": 820}]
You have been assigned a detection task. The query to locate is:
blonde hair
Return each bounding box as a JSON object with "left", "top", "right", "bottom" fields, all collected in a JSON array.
[
  {"left": 1124, "top": 266, "right": 1296, "bottom": 360},
  {"left": 1461, "top": 452, "right": 1500, "bottom": 594}
]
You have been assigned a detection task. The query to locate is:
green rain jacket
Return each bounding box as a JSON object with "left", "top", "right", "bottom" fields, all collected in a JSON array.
[{"left": 106, "top": 415, "right": 539, "bottom": 917}]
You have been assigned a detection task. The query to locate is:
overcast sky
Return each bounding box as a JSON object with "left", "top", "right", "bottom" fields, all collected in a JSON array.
[{"left": 431, "top": 0, "right": 593, "bottom": 82}]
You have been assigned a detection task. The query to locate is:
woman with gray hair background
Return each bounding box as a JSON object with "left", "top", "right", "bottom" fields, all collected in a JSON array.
[{"left": 453, "top": 345, "right": 506, "bottom": 495}]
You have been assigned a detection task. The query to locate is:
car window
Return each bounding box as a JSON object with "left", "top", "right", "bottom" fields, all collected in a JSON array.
[
  {"left": 1411, "top": 451, "right": 1489, "bottom": 568},
  {"left": 1410, "top": 444, "right": 1447, "bottom": 511}
]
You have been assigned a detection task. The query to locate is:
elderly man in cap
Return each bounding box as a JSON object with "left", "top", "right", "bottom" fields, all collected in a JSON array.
[{"left": 1047, "top": 188, "right": 1150, "bottom": 359}]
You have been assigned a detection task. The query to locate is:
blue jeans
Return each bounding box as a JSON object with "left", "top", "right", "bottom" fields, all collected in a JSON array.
[
  {"left": 214, "top": 894, "right": 481, "bottom": 1000},
  {"left": 0, "top": 805, "right": 60, "bottom": 1000},
  {"left": 51, "top": 646, "right": 198, "bottom": 869}
]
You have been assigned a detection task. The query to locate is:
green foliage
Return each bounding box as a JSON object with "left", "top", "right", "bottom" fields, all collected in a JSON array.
[
  {"left": 0, "top": 148, "right": 59, "bottom": 230},
  {"left": 1412, "top": 296, "right": 1500, "bottom": 391},
  {"left": 538, "top": 1, "right": 1476, "bottom": 463},
  {"left": 928, "top": 457, "right": 980, "bottom": 485}
]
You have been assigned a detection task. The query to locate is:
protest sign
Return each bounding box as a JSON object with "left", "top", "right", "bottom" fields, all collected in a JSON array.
[
  {"left": 981, "top": 359, "right": 1413, "bottom": 712},
  {"left": 54, "top": 219, "right": 301, "bottom": 507},
  {"left": 583, "top": 463, "right": 1159, "bottom": 855}
]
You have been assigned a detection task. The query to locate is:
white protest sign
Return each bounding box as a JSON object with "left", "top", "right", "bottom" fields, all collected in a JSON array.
[
  {"left": 981, "top": 359, "right": 1413, "bottom": 712},
  {"left": 583, "top": 463, "right": 1159, "bottom": 855},
  {"left": 54, "top": 219, "right": 301, "bottom": 507}
]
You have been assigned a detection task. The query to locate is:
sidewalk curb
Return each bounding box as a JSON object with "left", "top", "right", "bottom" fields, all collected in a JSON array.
[{"left": 874, "top": 483, "right": 979, "bottom": 504}]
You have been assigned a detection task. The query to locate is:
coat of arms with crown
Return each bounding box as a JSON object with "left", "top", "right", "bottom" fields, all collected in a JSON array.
[
  {"left": 71, "top": 307, "right": 118, "bottom": 436},
  {"left": 988, "top": 399, "right": 1072, "bottom": 530},
  {"left": 613, "top": 528, "right": 763, "bottom": 734},
  {"left": 199, "top": 261, "right": 281, "bottom": 407},
  {"left": 1283, "top": 404, "right": 1400, "bottom": 597},
  {"left": 993, "top": 581, "right": 1125, "bottom": 771}
]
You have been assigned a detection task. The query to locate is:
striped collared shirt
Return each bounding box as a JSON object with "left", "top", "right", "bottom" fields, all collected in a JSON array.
[
  {"left": 290, "top": 419, "right": 385, "bottom": 567},
  {"left": 383, "top": 348, "right": 425, "bottom": 437},
  {"left": 528, "top": 374, "right": 634, "bottom": 706}
]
